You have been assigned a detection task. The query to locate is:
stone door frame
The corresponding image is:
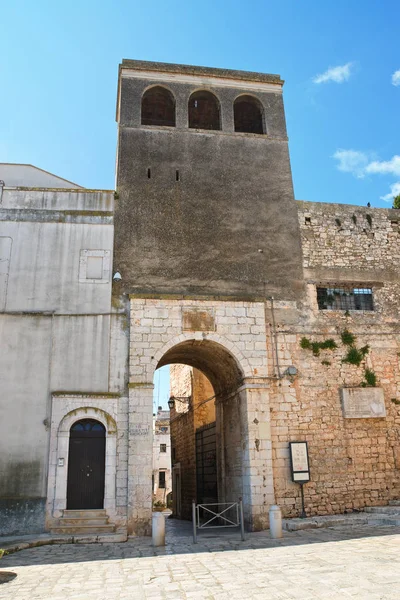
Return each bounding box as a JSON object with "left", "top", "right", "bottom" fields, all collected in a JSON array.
[{"left": 46, "top": 393, "right": 119, "bottom": 528}]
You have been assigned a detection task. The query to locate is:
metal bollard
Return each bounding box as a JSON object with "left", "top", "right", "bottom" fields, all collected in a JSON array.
[
  {"left": 239, "top": 497, "right": 245, "bottom": 541},
  {"left": 152, "top": 511, "right": 165, "bottom": 546},
  {"left": 192, "top": 500, "right": 197, "bottom": 544},
  {"left": 269, "top": 505, "right": 283, "bottom": 539}
]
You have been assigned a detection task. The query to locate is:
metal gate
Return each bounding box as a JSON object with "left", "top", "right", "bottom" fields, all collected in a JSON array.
[
  {"left": 192, "top": 500, "right": 245, "bottom": 543},
  {"left": 195, "top": 422, "right": 217, "bottom": 505}
]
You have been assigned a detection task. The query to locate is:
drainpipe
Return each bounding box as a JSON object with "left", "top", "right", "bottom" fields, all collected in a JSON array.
[{"left": 270, "top": 297, "right": 281, "bottom": 379}]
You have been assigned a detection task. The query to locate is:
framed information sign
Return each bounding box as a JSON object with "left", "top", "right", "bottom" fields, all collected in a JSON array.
[{"left": 289, "top": 441, "right": 310, "bottom": 483}]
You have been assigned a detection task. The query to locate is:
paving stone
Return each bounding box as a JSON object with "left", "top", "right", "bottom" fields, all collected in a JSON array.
[{"left": 0, "top": 522, "right": 399, "bottom": 599}]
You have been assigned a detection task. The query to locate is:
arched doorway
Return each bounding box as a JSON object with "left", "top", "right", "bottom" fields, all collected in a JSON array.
[
  {"left": 156, "top": 339, "right": 245, "bottom": 521},
  {"left": 128, "top": 298, "right": 274, "bottom": 536},
  {"left": 67, "top": 419, "right": 106, "bottom": 510}
]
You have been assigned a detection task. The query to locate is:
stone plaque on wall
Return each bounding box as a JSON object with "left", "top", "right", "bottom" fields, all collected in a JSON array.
[
  {"left": 131, "top": 424, "right": 150, "bottom": 436},
  {"left": 341, "top": 387, "right": 386, "bottom": 419},
  {"left": 182, "top": 307, "right": 215, "bottom": 332}
]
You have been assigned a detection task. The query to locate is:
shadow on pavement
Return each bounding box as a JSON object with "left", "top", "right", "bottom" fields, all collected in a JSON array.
[
  {"left": 1, "top": 519, "right": 399, "bottom": 569},
  {"left": 0, "top": 571, "right": 17, "bottom": 584}
]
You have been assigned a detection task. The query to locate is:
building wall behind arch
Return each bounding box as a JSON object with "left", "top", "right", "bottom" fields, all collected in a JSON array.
[{"left": 170, "top": 365, "right": 216, "bottom": 519}]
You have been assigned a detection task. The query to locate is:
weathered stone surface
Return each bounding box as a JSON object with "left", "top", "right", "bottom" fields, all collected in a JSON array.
[{"left": 114, "top": 63, "right": 304, "bottom": 300}]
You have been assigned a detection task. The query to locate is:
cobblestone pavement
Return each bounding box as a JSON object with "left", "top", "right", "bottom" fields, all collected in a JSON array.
[{"left": 1, "top": 521, "right": 399, "bottom": 599}]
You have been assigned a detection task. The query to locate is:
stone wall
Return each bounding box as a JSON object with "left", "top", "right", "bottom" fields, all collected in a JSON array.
[
  {"left": 266, "top": 202, "right": 400, "bottom": 517},
  {"left": 167, "top": 202, "right": 400, "bottom": 520}
]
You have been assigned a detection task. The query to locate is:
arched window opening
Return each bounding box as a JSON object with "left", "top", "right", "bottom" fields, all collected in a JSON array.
[
  {"left": 188, "top": 91, "right": 221, "bottom": 131},
  {"left": 141, "top": 86, "right": 176, "bottom": 127},
  {"left": 234, "top": 95, "right": 264, "bottom": 134},
  {"left": 71, "top": 419, "right": 105, "bottom": 433}
]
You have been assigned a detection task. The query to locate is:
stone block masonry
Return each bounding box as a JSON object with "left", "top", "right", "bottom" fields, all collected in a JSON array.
[
  {"left": 128, "top": 297, "right": 275, "bottom": 533},
  {"left": 265, "top": 201, "right": 400, "bottom": 518}
]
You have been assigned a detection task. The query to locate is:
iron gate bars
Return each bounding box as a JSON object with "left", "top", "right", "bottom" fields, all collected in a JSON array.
[{"left": 192, "top": 499, "right": 245, "bottom": 543}]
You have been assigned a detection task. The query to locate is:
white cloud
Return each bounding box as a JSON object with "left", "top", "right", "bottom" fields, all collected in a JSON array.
[
  {"left": 365, "top": 155, "right": 400, "bottom": 177},
  {"left": 380, "top": 181, "right": 400, "bottom": 203},
  {"left": 333, "top": 149, "right": 400, "bottom": 203},
  {"left": 313, "top": 62, "right": 353, "bottom": 84},
  {"left": 392, "top": 70, "right": 400, "bottom": 86},
  {"left": 333, "top": 149, "right": 369, "bottom": 178}
]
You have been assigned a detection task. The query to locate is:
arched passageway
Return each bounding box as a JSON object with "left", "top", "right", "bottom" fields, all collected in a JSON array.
[
  {"left": 128, "top": 298, "right": 273, "bottom": 537},
  {"left": 156, "top": 339, "right": 246, "bottom": 522}
]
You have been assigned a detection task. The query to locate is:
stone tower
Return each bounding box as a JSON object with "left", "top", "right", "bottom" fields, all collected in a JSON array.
[
  {"left": 114, "top": 60, "right": 305, "bottom": 534},
  {"left": 115, "top": 59, "right": 303, "bottom": 300}
]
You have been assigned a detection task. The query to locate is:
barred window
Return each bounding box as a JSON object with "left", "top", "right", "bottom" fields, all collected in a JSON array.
[
  {"left": 160, "top": 444, "right": 167, "bottom": 453},
  {"left": 317, "top": 286, "right": 374, "bottom": 311}
]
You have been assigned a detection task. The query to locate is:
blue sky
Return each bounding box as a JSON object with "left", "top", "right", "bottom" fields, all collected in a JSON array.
[
  {"left": 0, "top": 0, "right": 400, "bottom": 406},
  {"left": 1, "top": 1, "right": 399, "bottom": 408},
  {"left": 1, "top": 0, "right": 399, "bottom": 207}
]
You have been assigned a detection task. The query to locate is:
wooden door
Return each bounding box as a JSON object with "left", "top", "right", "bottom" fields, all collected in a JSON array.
[{"left": 67, "top": 419, "right": 106, "bottom": 510}]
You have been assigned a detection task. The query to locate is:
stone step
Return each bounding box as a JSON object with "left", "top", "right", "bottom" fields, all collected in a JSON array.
[
  {"left": 56, "top": 518, "right": 110, "bottom": 526},
  {"left": 364, "top": 506, "right": 400, "bottom": 515},
  {"left": 283, "top": 514, "right": 368, "bottom": 531},
  {"left": 62, "top": 509, "right": 107, "bottom": 519},
  {"left": 283, "top": 511, "right": 400, "bottom": 532},
  {"left": 367, "top": 517, "right": 400, "bottom": 526},
  {"left": 51, "top": 525, "right": 115, "bottom": 535}
]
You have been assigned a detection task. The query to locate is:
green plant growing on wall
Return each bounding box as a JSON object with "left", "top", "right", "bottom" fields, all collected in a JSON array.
[
  {"left": 342, "top": 345, "right": 369, "bottom": 367},
  {"left": 362, "top": 368, "right": 377, "bottom": 387},
  {"left": 366, "top": 214, "right": 373, "bottom": 227},
  {"left": 351, "top": 214, "right": 357, "bottom": 224},
  {"left": 300, "top": 337, "right": 337, "bottom": 357},
  {"left": 300, "top": 330, "right": 377, "bottom": 387},
  {"left": 341, "top": 329, "right": 356, "bottom": 346}
]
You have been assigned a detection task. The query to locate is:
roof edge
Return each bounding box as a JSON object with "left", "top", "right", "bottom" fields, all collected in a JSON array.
[
  {"left": 120, "top": 59, "right": 283, "bottom": 85},
  {"left": 0, "top": 163, "right": 84, "bottom": 188}
]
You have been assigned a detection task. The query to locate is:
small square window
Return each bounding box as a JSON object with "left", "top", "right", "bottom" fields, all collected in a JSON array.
[{"left": 160, "top": 444, "right": 167, "bottom": 453}]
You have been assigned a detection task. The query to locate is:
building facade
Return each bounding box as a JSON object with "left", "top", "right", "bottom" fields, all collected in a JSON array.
[
  {"left": 0, "top": 60, "right": 399, "bottom": 538},
  {"left": 152, "top": 408, "right": 172, "bottom": 505}
]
